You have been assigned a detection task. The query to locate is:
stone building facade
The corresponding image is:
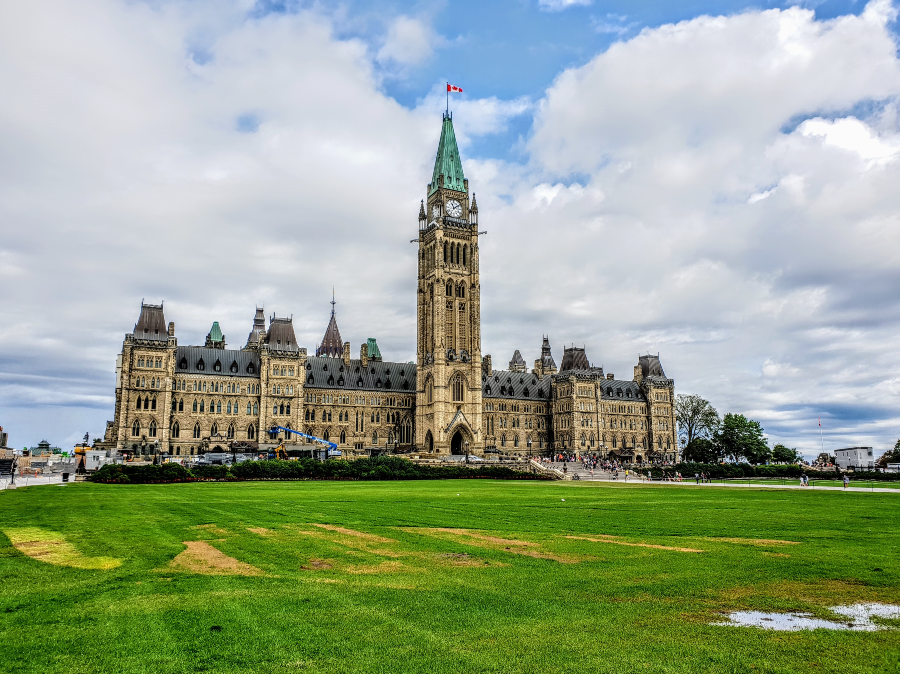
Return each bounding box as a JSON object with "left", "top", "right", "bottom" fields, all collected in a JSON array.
[{"left": 104, "top": 113, "right": 679, "bottom": 463}]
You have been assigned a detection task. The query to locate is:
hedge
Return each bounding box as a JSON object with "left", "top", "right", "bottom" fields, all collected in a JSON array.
[
  {"left": 642, "top": 463, "right": 900, "bottom": 481},
  {"left": 91, "top": 456, "right": 555, "bottom": 484}
]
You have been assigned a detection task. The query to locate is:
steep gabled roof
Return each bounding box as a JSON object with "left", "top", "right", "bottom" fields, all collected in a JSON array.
[
  {"left": 134, "top": 302, "right": 167, "bottom": 341},
  {"left": 638, "top": 354, "right": 667, "bottom": 379},
  {"left": 430, "top": 113, "right": 466, "bottom": 195},
  {"left": 316, "top": 311, "right": 343, "bottom": 358},
  {"left": 560, "top": 346, "right": 590, "bottom": 371},
  {"left": 266, "top": 316, "right": 298, "bottom": 352},
  {"left": 482, "top": 370, "right": 552, "bottom": 400}
]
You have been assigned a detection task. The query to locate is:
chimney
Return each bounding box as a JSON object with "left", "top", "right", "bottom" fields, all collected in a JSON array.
[
  {"left": 168, "top": 322, "right": 175, "bottom": 337},
  {"left": 607, "top": 373, "right": 614, "bottom": 380},
  {"left": 342, "top": 342, "right": 351, "bottom": 367},
  {"left": 482, "top": 354, "right": 492, "bottom": 377},
  {"left": 360, "top": 343, "right": 368, "bottom": 368},
  {"left": 633, "top": 365, "right": 642, "bottom": 384},
  {"left": 533, "top": 359, "right": 542, "bottom": 377}
]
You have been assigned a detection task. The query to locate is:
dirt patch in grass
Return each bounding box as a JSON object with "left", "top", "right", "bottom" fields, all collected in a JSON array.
[
  {"left": 432, "top": 552, "right": 506, "bottom": 567},
  {"left": 247, "top": 527, "right": 272, "bottom": 536},
  {"left": 290, "top": 527, "right": 406, "bottom": 557},
  {"left": 191, "top": 524, "right": 228, "bottom": 536},
  {"left": 566, "top": 535, "right": 704, "bottom": 553},
  {"left": 169, "top": 541, "right": 265, "bottom": 576},
  {"left": 345, "top": 560, "right": 406, "bottom": 574},
  {"left": 402, "top": 527, "right": 579, "bottom": 563},
  {"left": 763, "top": 552, "right": 791, "bottom": 558},
  {"left": 311, "top": 524, "right": 396, "bottom": 543},
  {"left": 708, "top": 537, "right": 800, "bottom": 546},
  {"left": 300, "top": 559, "right": 334, "bottom": 570},
  {"left": 4, "top": 527, "right": 121, "bottom": 570}
]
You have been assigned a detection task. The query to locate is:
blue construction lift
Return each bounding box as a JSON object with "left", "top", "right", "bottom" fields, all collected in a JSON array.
[{"left": 268, "top": 425, "right": 340, "bottom": 460}]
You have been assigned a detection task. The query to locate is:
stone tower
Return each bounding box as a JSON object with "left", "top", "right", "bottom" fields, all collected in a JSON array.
[{"left": 415, "top": 113, "right": 483, "bottom": 455}]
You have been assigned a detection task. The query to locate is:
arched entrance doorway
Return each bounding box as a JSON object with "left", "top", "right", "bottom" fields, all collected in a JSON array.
[
  {"left": 451, "top": 430, "right": 464, "bottom": 455},
  {"left": 425, "top": 430, "right": 433, "bottom": 453}
]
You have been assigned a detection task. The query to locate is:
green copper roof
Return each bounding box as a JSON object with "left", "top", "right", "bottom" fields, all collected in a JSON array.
[
  {"left": 366, "top": 338, "right": 382, "bottom": 359},
  {"left": 209, "top": 321, "right": 224, "bottom": 342},
  {"left": 430, "top": 113, "right": 466, "bottom": 195}
]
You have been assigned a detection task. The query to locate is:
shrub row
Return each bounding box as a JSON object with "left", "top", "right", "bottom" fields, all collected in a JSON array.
[
  {"left": 642, "top": 462, "right": 900, "bottom": 481},
  {"left": 91, "top": 456, "right": 554, "bottom": 484}
]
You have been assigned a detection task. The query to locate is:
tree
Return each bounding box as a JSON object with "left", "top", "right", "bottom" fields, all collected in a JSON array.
[
  {"left": 876, "top": 439, "right": 900, "bottom": 467},
  {"left": 716, "top": 413, "right": 770, "bottom": 464},
  {"left": 772, "top": 444, "right": 801, "bottom": 464},
  {"left": 683, "top": 438, "right": 722, "bottom": 463},
  {"left": 675, "top": 394, "right": 721, "bottom": 447}
]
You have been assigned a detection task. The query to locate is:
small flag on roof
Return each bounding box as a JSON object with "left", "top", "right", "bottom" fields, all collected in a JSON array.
[{"left": 447, "top": 83, "right": 463, "bottom": 92}]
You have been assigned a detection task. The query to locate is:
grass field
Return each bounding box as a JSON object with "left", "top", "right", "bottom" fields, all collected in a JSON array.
[{"left": 1, "top": 480, "right": 899, "bottom": 673}]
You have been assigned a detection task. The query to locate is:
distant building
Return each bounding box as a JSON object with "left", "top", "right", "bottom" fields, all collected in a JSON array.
[{"left": 834, "top": 447, "right": 875, "bottom": 470}]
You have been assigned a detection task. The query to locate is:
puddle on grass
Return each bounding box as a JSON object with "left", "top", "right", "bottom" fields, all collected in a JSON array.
[{"left": 716, "top": 603, "right": 900, "bottom": 631}]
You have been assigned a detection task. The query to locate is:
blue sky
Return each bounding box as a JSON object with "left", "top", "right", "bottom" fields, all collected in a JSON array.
[{"left": 1, "top": 0, "right": 899, "bottom": 456}]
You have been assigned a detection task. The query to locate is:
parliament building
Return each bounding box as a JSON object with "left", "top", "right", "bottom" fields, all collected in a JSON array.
[{"left": 103, "top": 114, "right": 679, "bottom": 463}]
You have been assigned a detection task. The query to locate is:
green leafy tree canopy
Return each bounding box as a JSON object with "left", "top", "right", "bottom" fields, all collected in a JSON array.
[
  {"left": 772, "top": 444, "right": 801, "bottom": 464},
  {"left": 716, "top": 413, "right": 770, "bottom": 464},
  {"left": 674, "top": 394, "right": 721, "bottom": 447},
  {"left": 683, "top": 438, "right": 722, "bottom": 463},
  {"left": 876, "top": 439, "right": 900, "bottom": 467}
]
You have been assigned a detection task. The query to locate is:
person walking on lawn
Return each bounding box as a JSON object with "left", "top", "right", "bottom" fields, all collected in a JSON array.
[{"left": 843, "top": 474, "right": 849, "bottom": 489}]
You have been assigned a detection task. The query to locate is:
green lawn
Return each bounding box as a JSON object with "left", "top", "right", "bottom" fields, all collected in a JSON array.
[{"left": 1, "top": 480, "right": 898, "bottom": 673}]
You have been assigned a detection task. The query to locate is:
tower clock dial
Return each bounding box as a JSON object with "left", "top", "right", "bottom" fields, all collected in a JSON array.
[
  {"left": 432, "top": 204, "right": 441, "bottom": 219},
  {"left": 446, "top": 199, "right": 462, "bottom": 218}
]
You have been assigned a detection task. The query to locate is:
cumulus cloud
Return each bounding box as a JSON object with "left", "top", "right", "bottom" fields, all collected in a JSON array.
[
  {"left": 2, "top": 0, "right": 899, "bottom": 458},
  {"left": 376, "top": 15, "right": 439, "bottom": 66},
  {"left": 480, "top": 1, "right": 900, "bottom": 455}
]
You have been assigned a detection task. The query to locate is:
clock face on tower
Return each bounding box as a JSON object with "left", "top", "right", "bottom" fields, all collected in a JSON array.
[
  {"left": 432, "top": 204, "right": 441, "bottom": 220},
  {"left": 446, "top": 199, "right": 462, "bottom": 218}
]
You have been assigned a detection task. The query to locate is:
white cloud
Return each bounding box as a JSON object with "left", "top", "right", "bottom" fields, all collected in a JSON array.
[
  {"left": 376, "top": 16, "right": 438, "bottom": 66},
  {"left": 483, "top": 1, "right": 900, "bottom": 455},
  {"left": 2, "top": 0, "right": 900, "bottom": 459},
  {"left": 539, "top": 0, "right": 592, "bottom": 11}
]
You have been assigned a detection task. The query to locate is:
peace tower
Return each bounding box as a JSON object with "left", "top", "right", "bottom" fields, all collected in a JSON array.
[{"left": 415, "top": 113, "right": 484, "bottom": 455}]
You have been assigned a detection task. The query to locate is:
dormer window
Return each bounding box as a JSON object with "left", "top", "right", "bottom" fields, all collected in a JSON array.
[
  {"left": 179, "top": 357, "right": 187, "bottom": 370},
  {"left": 197, "top": 359, "right": 205, "bottom": 371},
  {"left": 246, "top": 363, "right": 255, "bottom": 375},
  {"left": 214, "top": 360, "right": 222, "bottom": 372},
  {"left": 230, "top": 361, "right": 238, "bottom": 373}
]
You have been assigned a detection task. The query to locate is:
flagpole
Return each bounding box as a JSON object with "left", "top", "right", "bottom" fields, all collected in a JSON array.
[
  {"left": 446, "top": 82, "right": 449, "bottom": 115},
  {"left": 819, "top": 417, "right": 824, "bottom": 456}
]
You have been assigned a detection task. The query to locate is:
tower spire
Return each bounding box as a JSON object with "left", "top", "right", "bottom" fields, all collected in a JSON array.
[{"left": 430, "top": 114, "right": 466, "bottom": 196}]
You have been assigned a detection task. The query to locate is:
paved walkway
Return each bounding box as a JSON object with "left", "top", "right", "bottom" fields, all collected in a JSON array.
[
  {"left": 0, "top": 475, "right": 77, "bottom": 489},
  {"left": 540, "top": 462, "right": 900, "bottom": 493}
]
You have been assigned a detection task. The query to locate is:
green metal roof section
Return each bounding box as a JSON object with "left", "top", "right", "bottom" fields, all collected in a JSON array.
[
  {"left": 208, "top": 322, "right": 224, "bottom": 342},
  {"left": 429, "top": 113, "right": 466, "bottom": 196},
  {"left": 366, "top": 338, "right": 382, "bottom": 359}
]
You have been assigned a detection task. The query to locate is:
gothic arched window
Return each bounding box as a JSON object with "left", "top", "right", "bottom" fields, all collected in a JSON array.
[
  {"left": 247, "top": 424, "right": 255, "bottom": 440},
  {"left": 340, "top": 429, "right": 346, "bottom": 444},
  {"left": 443, "top": 241, "right": 448, "bottom": 262},
  {"left": 172, "top": 421, "right": 180, "bottom": 438},
  {"left": 211, "top": 422, "right": 218, "bottom": 436},
  {"left": 227, "top": 424, "right": 234, "bottom": 439},
  {"left": 426, "top": 376, "right": 433, "bottom": 404},
  {"left": 193, "top": 423, "right": 201, "bottom": 439},
  {"left": 451, "top": 373, "right": 464, "bottom": 402},
  {"left": 149, "top": 420, "right": 157, "bottom": 437},
  {"left": 131, "top": 420, "right": 140, "bottom": 437},
  {"left": 136, "top": 396, "right": 142, "bottom": 410}
]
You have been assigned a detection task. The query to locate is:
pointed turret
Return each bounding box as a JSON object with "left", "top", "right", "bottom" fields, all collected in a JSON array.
[
  {"left": 246, "top": 307, "right": 266, "bottom": 347},
  {"left": 470, "top": 194, "right": 478, "bottom": 213},
  {"left": 205, "top": 321, "right": 225, "bottom": 349},
  {"left": 316, "top": 293, "right": 343, "bottom": 358},
  {"left": 429, "top": 113, "right": 466, "bottom": 196}
]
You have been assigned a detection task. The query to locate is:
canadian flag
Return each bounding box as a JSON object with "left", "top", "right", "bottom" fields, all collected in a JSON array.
[{"left": 447, "top": 83, "right": 463, "bottom": 93}]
